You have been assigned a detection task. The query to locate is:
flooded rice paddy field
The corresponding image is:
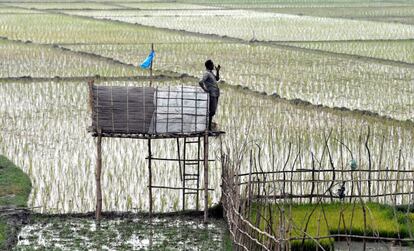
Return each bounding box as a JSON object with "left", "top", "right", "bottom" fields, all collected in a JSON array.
[
  {"left": 0, "top": 79, "right": 223, "bottom": 214},
  {"left": 15, "top": 215, "right": 228, "bottom": 250},
  {"left": 0, "top": 8, "right": 412, "bottom": 121},
  {"left": 1, "top": 79, "right": 414, "bottom": 214},
  {"left": 1, "top": 0, "right": 414, "bottom": 250}
]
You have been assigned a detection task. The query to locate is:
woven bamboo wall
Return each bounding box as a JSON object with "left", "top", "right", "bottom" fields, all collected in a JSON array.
[{"left": 90, "top": 84, "right": 209, "bottom": 135}]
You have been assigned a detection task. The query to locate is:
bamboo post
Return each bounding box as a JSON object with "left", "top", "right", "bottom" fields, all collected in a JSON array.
[
  {"left": 87, "top": 80, "right": 94, "bottom": 112},
  {"left": 365, "top": 127, "right": 372, "bottom": 202},
  {"left": 377, "top": 135, "right": 385, "bottom": 203},
  {"left": 150, "top": 43, "right": 154, "bottom": 87},
  {"left": 248, "top": 150, "right": 253, "bottom": 211},
  {"left": 96, "top": 129, "right": 102, "bottom": 221},
  {"left": 310, "top": 153, "right": 316, "bottom": 203},
  {"left": 196, "top": 136, "right": 201, "bottom": 211},
  {"left": 182, "top": 138, "right": 187, "bottom": 211},
  {"left": 177, "top": 138, "right": 182, "bottom": 181},
  {"left": 148, "top": 138, "right": 153, "bottom": 217},
  {"left": 204, "top": 131, "right": 209, "bottom": 223}
]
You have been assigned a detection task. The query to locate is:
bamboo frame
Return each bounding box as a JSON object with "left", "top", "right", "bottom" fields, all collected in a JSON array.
[
  {"left": 221, "top": 126, "right": 414, "bottom": 250},
  {"left": 88, "top": 79, "right": 224, "bottom": 223},
  {"left": 87, "top": 40, "right": 224, "bottom": 223}
]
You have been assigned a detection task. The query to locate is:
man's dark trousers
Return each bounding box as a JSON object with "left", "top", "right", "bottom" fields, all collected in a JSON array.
[{"left": 209, "top": 96, "right": 219, "bottom": 130}]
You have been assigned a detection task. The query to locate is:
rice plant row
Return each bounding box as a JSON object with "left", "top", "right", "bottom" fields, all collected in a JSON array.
[
  {"left": 0, "top": 12, "right": 412, "bottom": 122},
  {"left": 65, "top": 9, "right": 414, "bottom": 41},
  {"left": 0, "top": 80, "right": 413, "bottom": 213},
  {"left": 0, "top": 13, "right": 207, "bottom": 44},
  {"left": 260, "top": 5, "right": 414, "bottom": 21},
  {"left": 0, "top": 39, "right": 139, "bottom": 78},
  {"left": 280, "top": 40, "right": 414, "bottom": 64},
  {"left": 64, "top": 42, "right": 414, "bottom": 122}
]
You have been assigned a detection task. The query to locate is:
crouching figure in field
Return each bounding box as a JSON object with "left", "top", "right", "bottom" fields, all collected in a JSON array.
[{"left": 199, "top": 59, "right": 221, "bottom": 130}]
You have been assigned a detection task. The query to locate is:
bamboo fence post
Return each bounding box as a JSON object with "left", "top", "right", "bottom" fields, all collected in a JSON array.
[
  {"left": 96, "top": 129, "right": 102, "bottom": 221},
  {"left": 282, "top": 143, "right": 291, "bottom": 198},
  {"left": 394, "top": 149, "right": 402, "bottom": 206},
  {"left": 377, "top": 136, "right": 385, "bottom": 203},
  {"left": 248, "top": 150, "right": 253, "bottom": 213},
  {"left": 384, "top": 166, "right": 389, "bottom": 203},
  {"left": 310, "top": 153, "right": 316, "bottom": 204},
  {"left": 365, "top": 127, "right": 372, "bottom": 202},
  {"left": 362, "top": 202, "right": 367, "bottom": 251}
]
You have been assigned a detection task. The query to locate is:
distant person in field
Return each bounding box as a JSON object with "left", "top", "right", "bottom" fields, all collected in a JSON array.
[{"left": 199, "top": 59, "right": 221, "bottom": 130}]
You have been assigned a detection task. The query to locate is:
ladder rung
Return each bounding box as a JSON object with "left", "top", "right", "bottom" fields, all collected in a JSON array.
[
  {"left": 151, "top": 185, "right": 213, "bottom": 191},
  {"left": 145, "top": 157, "right": 215, "bottom": 162},
  {"left": 184, "top": 162, "right": 199, "bottom": 166},
  {"left": 184, "top": 173, "right": 199, "bottom": 176},
  {"left": 184, "top": 178, "right": 198, "bottom": 181},
  {"left": 185, "top": 141, "right": 199, "bottom": 144}
]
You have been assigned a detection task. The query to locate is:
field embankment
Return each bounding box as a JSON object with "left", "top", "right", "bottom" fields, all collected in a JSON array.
[{"left": 0, "top": 155, "right": 31, "bottom": 250}]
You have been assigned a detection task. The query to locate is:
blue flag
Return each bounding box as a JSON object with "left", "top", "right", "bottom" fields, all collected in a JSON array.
[{"left": 140, "top": 50, "right": 155, "bottom": 69}]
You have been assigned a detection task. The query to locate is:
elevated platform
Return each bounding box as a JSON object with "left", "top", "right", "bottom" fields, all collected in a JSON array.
[
  {"left": 88, "top": 127, "right": 225, "bottom": 139},
  {"left": 87, "top": 81, "right": 225, "bottom": 223}
]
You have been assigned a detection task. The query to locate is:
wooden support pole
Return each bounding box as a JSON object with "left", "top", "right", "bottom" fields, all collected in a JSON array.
[
  {"left": 203, "top": 132, "right": 209, "bottom": 223},
  {"left": 148, "top": 138, "right": 153, "bottom": 217},
  {"left": 150, "top": 43, "right": 154, "bottom": 87},
  {"left": 182, "top": 138, "right": 186, "bottom": 211},
  {"left": 87, "top": 79, "right": 94, "bottom": 112},
  {"left": 96, "top": 131, "right": 102, "bottom": 221},
  {"left": 196, "top": 136, "right": 201, "bottom": 211}
]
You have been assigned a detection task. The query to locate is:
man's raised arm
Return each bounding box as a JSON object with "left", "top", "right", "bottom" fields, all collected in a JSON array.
[{"left": 214, "top": 64, "right": 221, "bottom": 81}]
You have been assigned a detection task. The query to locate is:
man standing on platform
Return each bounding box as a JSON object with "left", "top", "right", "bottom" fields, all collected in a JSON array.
[{"left": 199, "top": 59, "right": 221, "bottom": 130}]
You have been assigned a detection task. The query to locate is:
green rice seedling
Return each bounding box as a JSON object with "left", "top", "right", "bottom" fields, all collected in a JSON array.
[
  {"left": 5, "top": 2, "right": 124, "bottom": 10},
  {"left": 1, "top": 11, "right": 412, "bottom": 122},
  {"left": 0, "top": 13, "right": 208, "bottom": 44},
  {"left": 65, "top": 41, "right": 414, "bottom": 121},
  {"left": 1, "top": 80, "right": 413, "bottom": 214},
  {"left": 280, "top": 40, "right": 414, "bottom": 64},
  {"left": 67, "top": 9, "right": 414, "bottom": 41},
  {"left": 0, "top": 40, "right": 138, "bottom": 78}
]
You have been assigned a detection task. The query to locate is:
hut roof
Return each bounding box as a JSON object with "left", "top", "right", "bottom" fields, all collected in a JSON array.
[{"left": 88, "top": 83, "right": 221, "bottom": 139}]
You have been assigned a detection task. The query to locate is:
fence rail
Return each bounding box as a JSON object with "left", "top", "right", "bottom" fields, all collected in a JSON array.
[{"left": 221, "top": 130, "right": 414, "bottom": 250}]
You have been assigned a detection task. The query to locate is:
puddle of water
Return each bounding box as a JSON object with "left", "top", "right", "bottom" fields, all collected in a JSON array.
[
  {"left": 14, "top": 215, "right": 228, "bottom": 251},
  {"left": 0, "top": 81, "right": 223, "bottom": 214},
  {"left": 335, "top": 241, "right": 414, "bottom": 251}
]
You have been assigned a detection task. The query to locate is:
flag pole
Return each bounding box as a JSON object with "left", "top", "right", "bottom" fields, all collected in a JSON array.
[
  {"left": 150, "top": 43, "right": 154, "bottom": 87},
  {"left": 148, "top": 43, "right": 154, "bottom": 218}
]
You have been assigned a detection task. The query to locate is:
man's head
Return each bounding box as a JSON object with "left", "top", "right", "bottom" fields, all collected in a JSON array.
[{"left": 205, "top": 59, "right": 214, "bottom": 71}]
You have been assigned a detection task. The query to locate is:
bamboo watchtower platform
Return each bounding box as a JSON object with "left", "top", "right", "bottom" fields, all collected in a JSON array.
[{"left": 87, "top": 81, "right": 224, "bottom": 223}]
